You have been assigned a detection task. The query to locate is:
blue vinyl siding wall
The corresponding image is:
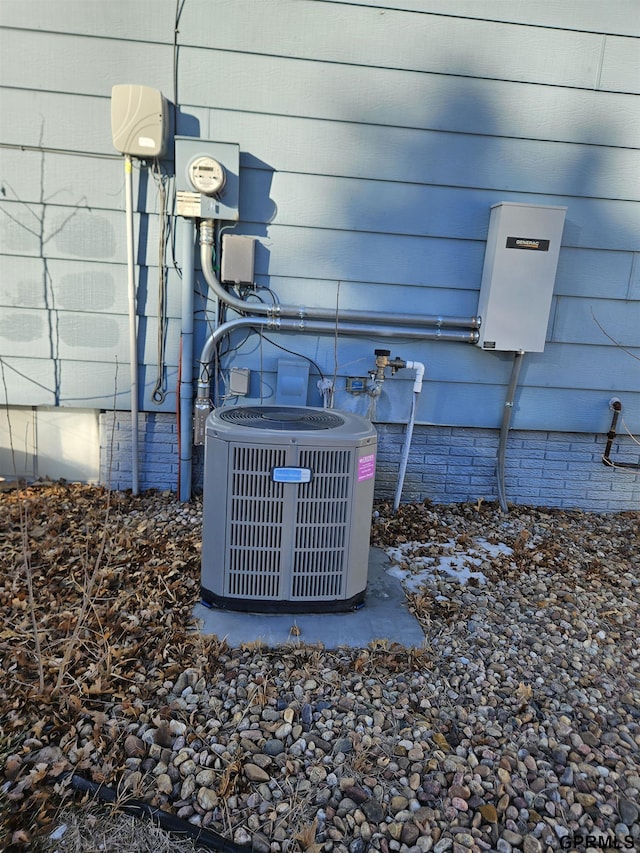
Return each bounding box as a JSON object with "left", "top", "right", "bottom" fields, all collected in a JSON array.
[{"left": 1, "top": 0, "right": 639, "bottom": 502}]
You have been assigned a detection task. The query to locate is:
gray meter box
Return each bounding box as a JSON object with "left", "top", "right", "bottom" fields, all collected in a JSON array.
[
  {"left": 476, "top": 203, "right": 566, "bottom": 352},
  {"left": 175, "top": 137, "right": 240, "bottom": 220}
]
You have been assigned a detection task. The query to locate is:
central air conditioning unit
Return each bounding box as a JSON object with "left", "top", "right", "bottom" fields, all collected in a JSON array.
[{"left": 201, "top": 405, "right": 377, "bottom": 613}]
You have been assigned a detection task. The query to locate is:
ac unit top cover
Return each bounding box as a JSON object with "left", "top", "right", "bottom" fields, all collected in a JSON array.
[{"left": 206, "top": 405, "right": 376, "bottom": 445}]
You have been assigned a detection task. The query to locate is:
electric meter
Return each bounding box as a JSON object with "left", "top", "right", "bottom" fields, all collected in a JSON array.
[
  {"left": 175, "top": 138, "right": 240, "bottom": 220},
  {"left": 188, "top": 156, "right": 226, "bottom": 196}
]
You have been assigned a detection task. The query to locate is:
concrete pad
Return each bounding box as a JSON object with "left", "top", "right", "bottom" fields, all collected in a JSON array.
[{"left": 193, "top": 548, "right": 425, "bottom": 649}]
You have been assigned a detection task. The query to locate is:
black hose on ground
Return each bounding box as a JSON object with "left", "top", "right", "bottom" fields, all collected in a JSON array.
[{"left": 69, "top": 774, "right": 251, "bottom": 853}]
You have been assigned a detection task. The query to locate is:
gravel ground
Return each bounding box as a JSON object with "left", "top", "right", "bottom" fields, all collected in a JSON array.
[{"left": 1, "top": 485, "right": 639, "bottom": 853}]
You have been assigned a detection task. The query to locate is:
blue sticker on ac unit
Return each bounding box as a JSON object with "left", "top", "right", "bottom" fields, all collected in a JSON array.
[{"left": 271, "top": 467, "right": 312, "bottom": 484}]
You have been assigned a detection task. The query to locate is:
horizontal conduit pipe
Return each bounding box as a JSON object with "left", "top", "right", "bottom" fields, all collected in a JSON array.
[
  {"left": 197, "top": 317, "right": 477, "bottom": 399},
  {"left": 199, "top": 220, "right": 480, "bottom": 331}
]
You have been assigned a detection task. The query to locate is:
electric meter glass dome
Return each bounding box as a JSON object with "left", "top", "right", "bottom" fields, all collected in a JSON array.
[{"left": 189, "top": 156, "right": 226, "bottom": 195}]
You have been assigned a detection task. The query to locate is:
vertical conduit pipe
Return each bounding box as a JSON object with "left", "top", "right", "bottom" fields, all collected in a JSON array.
[
  {"left": 124, "top": 154, "right": 139, "bottom": 496},
  {"left": 179, "top": 219, "right": 195, "bottom": 501},
  {"left": 497, "top": 350, "right": 525, "bottom": 513}
]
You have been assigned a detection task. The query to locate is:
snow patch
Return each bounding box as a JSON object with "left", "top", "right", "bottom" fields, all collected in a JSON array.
[{"left": 385, "top": 537, "right": 513, "bottom": 592}]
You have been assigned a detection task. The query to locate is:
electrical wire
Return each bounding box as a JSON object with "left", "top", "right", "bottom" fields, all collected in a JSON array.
[
  {"left": 621, "top": 414, "right": 640, "bottom": 447},
  {"left": 330, "top": 281, "right": 341, "bottom": 408},
  {"left": 259, "top": 330, "right": 264, "bottom": 404},
  {"left": 259, "top": 334, "right": 325, "bottom": 380},
  {"left": 242, "top": 285, "right": 277, "bottom": 304},
  {"left": 173, "top": 0, "right": 183, "bottom": 108},
  {"left": 150, "top": 159, "right": 169, "bottom": 403}
]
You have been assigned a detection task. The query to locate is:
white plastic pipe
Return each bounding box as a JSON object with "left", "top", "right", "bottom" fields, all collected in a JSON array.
[
  {"left": 124, "top": 155, "right": 139, "bottom": 496},
  {"left": 393, "top": 361, "right": 425, "bottom": 512},
  {"left": 404, "top": 360, "right": 425, "bottom": 393}
]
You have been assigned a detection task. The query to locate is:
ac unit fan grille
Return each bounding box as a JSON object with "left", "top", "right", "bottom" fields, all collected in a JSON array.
[
  {"left": 225, "top": 445, "right": 352, "bottom": 601},
  {"left": 227, "top": 445, "right": 286, "bottom": 598},
  {"left": 292, "top": 448, "right": 351, "bottom": 599},
  {"left": 219, "top": 406, "right": 344, "bottom": 431}
]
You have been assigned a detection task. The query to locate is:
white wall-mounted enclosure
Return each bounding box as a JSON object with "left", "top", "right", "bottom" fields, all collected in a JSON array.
[
  {"left": 476, "top": 203, "right": 567, "bottom": 352},
  {"left": 201, "top": 405, "right": 377, "bottom": 613},
  {"left": 110, "top": 84, "right": 168, "bottom": 158}
]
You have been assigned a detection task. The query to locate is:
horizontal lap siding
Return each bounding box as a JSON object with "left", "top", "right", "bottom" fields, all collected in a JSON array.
[
  {"left": 319, "top": 0, "right": 640, "bottom": 38},
  {"left": 0, "top": 256, "right": 185, "bottom": 318},
  {"left": 3, "top": 1, "right": 636, "bottom": 86},
  {"left": 4, "top": 98, "right": 639, "bottom": 202},
  {"left": 0, "top": 0, "right": 638, "bottom": 437},
  {"left": 181, "top": 50, "right": 639, "bottom": 146}
]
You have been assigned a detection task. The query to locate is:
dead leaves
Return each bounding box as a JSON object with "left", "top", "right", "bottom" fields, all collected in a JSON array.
[
  {"left": 295, "top": 816, "right": 322, "bottom": 852},
  {"left": 515, "top": 681, "right": 533, "bottom": 711},
  {"left": 217, "top": 759, "right": 241, "bottom": 799},
  {"left": 0, "top": 483, "right": 204, "bottom": 842}
]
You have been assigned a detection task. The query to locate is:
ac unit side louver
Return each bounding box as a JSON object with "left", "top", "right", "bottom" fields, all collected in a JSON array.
[{"left": 201, "top": 405, "right": 377, "bottom": 613}]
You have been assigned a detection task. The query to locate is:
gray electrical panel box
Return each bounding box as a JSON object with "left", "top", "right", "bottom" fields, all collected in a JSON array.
[
  {"left": 476, "top": 202, "right": 567, "bottom": 352},
  {"left": 174, "top": 137, "right": 240, "bottom": 220},
  {"left": 111, "top": 84, "right": 168, "bottom": 157},
  {"left": 221, "top": 234, "right": 256, "bottom": 284}
]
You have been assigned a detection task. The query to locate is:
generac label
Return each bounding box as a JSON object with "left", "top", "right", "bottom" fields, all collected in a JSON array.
[{"left": 506, "top": 237, "right": 550, "bottom": 251}]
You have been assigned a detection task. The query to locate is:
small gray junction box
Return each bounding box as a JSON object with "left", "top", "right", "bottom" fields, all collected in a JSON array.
[
  {"left": 221, "top": 234, "right": 256, "bottom": 285},
  {"left": 476, "top": 202, "right": 567, "bottom": 353}
]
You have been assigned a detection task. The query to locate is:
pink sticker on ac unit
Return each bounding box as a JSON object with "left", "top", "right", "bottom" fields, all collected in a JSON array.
[{"left": 358, "top": 453, "right": 376, "bottom": 481}]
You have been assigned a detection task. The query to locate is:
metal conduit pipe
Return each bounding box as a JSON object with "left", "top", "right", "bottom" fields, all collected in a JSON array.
[
  {"left": 497, "top": 350, "right": 525, "bottom": 514},
  {"left": 199, "top": 220, "right": 480, "bottom": 331},
  {"left": 178, "top": 220, "right": 195, "bottom": 501},
  {"left": 124, "top": 154, "right": 139, "bottom": 496},
  {"left": 194, "top": 317, "right": 477, "bottom": 444}
]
